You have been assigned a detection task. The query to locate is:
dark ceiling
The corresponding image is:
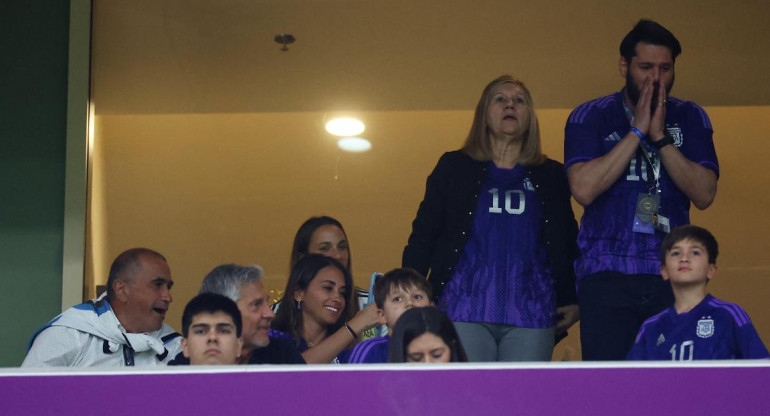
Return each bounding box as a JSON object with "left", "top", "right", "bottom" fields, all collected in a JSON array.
[{"left": 92, "top": 0, "right": 770, "bottom": 114}]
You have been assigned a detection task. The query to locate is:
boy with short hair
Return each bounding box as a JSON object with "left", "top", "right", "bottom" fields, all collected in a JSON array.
[
  {"left": 627, "top": 225, "right": 769, "bottom": 360},
  {"left": 181, "top": 293, "right": 244, "bottom": 365},
  {"left": 346, "top": 268, "right": 432, "bottom": 363}
]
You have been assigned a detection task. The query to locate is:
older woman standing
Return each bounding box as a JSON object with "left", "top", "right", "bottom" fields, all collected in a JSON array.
[{"left": 402, "top": 75, "right": 579, "bottom": 361}]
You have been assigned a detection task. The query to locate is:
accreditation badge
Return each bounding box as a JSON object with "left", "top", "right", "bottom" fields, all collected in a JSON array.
[
  {"left": 653, "top": 213, "right": 671, "bottom": 234},
  {"left": 632, "top": 193, "right": 659, "bottom": 234}
]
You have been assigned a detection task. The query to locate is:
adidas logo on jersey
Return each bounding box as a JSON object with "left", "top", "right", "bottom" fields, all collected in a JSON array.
[{"left": 656, "top": 334, "right": 666, "bottom": 346}]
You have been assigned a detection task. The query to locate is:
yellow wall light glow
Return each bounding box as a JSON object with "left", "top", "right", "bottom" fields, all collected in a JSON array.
[{"left": 337, "top": 137, "right": 371, "bottom": 152}]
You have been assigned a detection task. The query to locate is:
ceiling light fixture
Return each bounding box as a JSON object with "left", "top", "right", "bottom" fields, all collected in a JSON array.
[
  {"left": 325, "top": 117, "right": 365, "bottom": 136},
  {"left": 337, "top": 137, "right": 371, "bottom": 152},
  {"left": 274, "top": 33, "right": 295, "bottom": 51}
]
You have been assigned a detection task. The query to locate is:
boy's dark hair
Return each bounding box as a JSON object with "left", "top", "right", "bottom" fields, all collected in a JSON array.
[
  {"left": 620, "top": 19, "right": 682, "bottom": 63},
  {"left": 373, "top": 268, "right": 431, "bottom": 308},
  {"left": 660, "top": 225, "right": 719, "bottom": 264},
  {"left": 182, "top": 293, "right": 243, "bottom": 338}
]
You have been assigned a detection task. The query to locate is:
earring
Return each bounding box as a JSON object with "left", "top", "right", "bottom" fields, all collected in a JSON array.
[{"left": 296, "top": 300, "right": 302, "bottom": 310}]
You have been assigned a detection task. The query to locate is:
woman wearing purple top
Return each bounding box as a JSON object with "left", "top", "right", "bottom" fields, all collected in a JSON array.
[{"left": 403, "top": 75, "right": 579, "bottom": 361}]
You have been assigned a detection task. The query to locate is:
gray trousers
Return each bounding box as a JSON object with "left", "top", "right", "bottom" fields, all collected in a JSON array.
[{"left": 454, "top": 321, "right": 554, "bottom": 362}]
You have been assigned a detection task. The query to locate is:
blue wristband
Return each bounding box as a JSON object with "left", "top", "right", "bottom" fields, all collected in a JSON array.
[{"left": 630, "top": 127, "right": 644, "bottom": 140}]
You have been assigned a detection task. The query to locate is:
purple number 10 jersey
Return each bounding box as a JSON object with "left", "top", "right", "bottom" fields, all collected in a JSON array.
[
  {"left": 564, "top": 92, "right": 719, "bottom": 279},
  {"left": 627, "top": 294, "right": 770, "bottom": 360}
]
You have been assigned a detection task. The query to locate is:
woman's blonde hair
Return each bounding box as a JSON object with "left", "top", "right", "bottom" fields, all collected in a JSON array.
[{"left": 461, "top": 75, "right": 545, "bottom": 166}]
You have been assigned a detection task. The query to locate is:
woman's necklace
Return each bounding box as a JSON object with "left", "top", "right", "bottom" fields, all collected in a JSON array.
[
  {"left": 305, "top": 333, "right": 324, "bottom": 348},
  {"left": 303, "top": 320, "right": 327, "bottom": 349}
]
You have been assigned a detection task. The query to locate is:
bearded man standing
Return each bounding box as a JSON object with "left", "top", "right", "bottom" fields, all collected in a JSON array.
[{"left": 564, "top": 19, "right": 719, "bottom": 361}]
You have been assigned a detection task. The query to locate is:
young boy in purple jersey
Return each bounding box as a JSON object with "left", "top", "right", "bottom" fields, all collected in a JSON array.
[
  {"left": 346, "top": 268, "right": 432, "bottom": 363},
  {"left": 627, "top": 226, "right": 769, "bottom": 360}
]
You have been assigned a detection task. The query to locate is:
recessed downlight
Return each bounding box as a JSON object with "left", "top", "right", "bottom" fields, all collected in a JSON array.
[{"left": 325, "top": 117, "right": 365, "bottom": 136}]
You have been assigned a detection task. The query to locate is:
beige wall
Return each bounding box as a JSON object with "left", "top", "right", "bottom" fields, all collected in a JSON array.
[{"left": 89, "top": 106, "right": 770, "bottom": 360}]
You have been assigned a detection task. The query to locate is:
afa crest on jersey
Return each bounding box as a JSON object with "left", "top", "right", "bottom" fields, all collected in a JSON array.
[
  {"left": 696, "top": 317, "right": 714, "bottom": 338},
  {"left": 523, "top": 177, "right": 535, "bottom": 191}
]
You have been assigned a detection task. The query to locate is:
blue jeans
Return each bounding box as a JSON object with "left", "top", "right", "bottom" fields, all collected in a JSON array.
[{"left": 579, "top": 272, "right": 674, "bottom": 361}]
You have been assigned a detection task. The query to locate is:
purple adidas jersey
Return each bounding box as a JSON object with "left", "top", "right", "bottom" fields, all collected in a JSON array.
[
  {"left": 441, "top": 164, "right": 555, "bottom": 328},
  {"left": 627, "top": 294, "right": 770, "bottom": 360},
  {"left": 564, "top": 92, "right": 719, "bottom": 279},
  {"left": 346, "top": 336, "right": 389, "bottom": 364}
]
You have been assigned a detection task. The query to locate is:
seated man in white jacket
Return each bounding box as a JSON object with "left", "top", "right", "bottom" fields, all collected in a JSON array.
[{"left": 23, "top": 248, "right": 182, "bottom": 367}]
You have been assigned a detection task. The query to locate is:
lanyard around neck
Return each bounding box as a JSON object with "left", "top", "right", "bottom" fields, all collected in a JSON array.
[{"left": 623, "top": 98, "right": 661, "bottom": 195}]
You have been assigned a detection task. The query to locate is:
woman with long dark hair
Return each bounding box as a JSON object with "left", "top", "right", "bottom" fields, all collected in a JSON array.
[
  {"left": 272, "top": 254, "right": 374, "bottom": 363},
  {"left": 388, "top": 306, "right": 467, "bottom": 363},
  {"left": 281, "top": 216, "right": 379, "bottom": 338}
]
